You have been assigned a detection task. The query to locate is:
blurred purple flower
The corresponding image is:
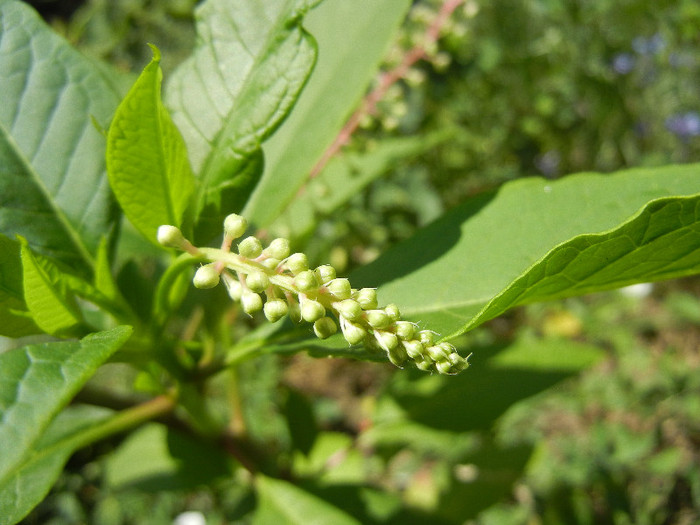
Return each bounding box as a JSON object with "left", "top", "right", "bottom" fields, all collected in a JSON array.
[
  {"left": 612, "top": 53, "right": 636, "bottom": 74},
  {"left": 665, "top": 112, "right": 700, "bottom": 138},
  {"left": 632, "top": 34, "right": 665, "bottom": 55}
]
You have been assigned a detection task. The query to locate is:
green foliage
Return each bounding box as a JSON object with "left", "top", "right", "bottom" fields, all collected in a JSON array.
[{"left": 1, "top": 0, "right": 699, "bottom": 523}]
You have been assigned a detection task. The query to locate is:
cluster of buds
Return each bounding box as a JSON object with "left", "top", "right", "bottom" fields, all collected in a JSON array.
[{"left": 157, "top": 215, "right": 469, "bottom": 375}]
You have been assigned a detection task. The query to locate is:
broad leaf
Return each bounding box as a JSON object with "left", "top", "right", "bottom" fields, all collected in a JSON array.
[
  {"left": 0, "top": 326, "right": 132, "bottom": 524},
  {"left": 253, "top": 475, "right": 361, "bottom": 525},
  {"left": 165, "top": 0, "right": 321, "bottom": 240},
  {"left": 106, "top": 45, "right": 194, "bottom": 243},
  {"left": 243, "top": 0, "right": 412, "bottom": 229},
  {"left": 352, "top": 164, "right": 700, "bottom": 339},
  {"left": 0, "top": 0, "right": 122, "bottom": 272},
  {"left": 0, "top": 233, "right": 38, "bottom": 337}
]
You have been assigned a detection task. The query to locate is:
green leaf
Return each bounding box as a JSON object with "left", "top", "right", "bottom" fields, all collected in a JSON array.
[
  {"left": 0, "top": 233, "right": 39, "bottom": 337},
  {"left": 0, "top": 0, "right": 122, "bottom": 272},
  {"left": 243, "top": 0, "right": 412, "bottom": 229},
  {"left": 253, "top": 475, "right": 362, "bottom": 525},
  {"left": 352, "top": 164, "right": 700, "bottom": 339},
  {"left": 165, "top": 0, "right": 320, "bottom": 240},
  {"left": 106, "top": 45, "right": 195, "bottom": 244},
  {"left": 0, "top": 327, "right": 132, "bottom": 524}
]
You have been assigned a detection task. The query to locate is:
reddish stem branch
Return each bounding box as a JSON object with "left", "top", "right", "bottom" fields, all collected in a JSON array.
[{"left": 306, "top": 0, "right": 465, "bottom": 182}]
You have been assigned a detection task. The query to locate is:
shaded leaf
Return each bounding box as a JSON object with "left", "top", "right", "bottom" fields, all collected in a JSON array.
[
  {"left": 352, "top": 164, "right": 700, "bottom": 338},
  {"left": 0, "top": 0, "right": 122, "bottom": 272},
  {"left": 0, "top": 233, "right": 39, "bottom": 337},
  {"left": 243, "top": 0, "right": 412, "bottom": 229},
  {"left": 166, "top": 0, "right": 319, "bottom": 240},
  {"left": 0, "top": 327, "right": 132, "bottom": 524},
  {"left": 106, "top": 45, "right": 194, "bottom": 243}
]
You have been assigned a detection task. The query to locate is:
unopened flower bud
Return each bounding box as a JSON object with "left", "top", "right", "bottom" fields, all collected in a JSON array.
[
  {"left": 222, "top": 274, "right": 242, "bottom": 300},
  {"left": 246, "top": 271, "right": 270, "bottom": 293},
  {"left": 394, "top": 321, "right": 415, "bottom": 340},
  {"left": 224, "top": 214, "right": 248, "bottom": 239},
  {"left": 384, "top": 304, "right": 400, "bottom": 321},
  {"left": 436, "top": 360, "right": 457, "bottom": 375},
  {"left": 288, "top": 302, "right": 302, "bottom": 323},
  {"left": 426, "top": 342, "right": 452, "bottom": 362},
  {"left": 374, "top": 330, "right": 398, "bottom": 352},
  {"left": 241, "top": 291, "right": 263, "bottom": 314},
  {"left": 313, "top": 317, "right": 337, "bottom": 339},
  {"left": 193, "top": 265, "right": 220, "bottom": 289},
  {"left": 326, "top": 278, "right": 351, "bottom": 299},
  {"left": 366, "top": 310, "right": 391, "bottom": 329},
  {"left": 157, "top": 225, "right": 187, "bottom": 249},
  {"left": 341, "top": 319, "right": 367, "bottom": 345},
  {"left": 286, "top": 253, "right": 309, "bottom": 275},
  {"left": 261, "top": 257, "right": 281, "bottom": 270},
  {"left": 294, "top": 270, "right": 319, "bottom": 292},
  {"left": 354, "top": 288, "right": 378, "bottom": 310},
  {"left": 402, "top": 340, "right": 425, "bottom": 360},
  {"left": 334, "top": 299, "right": 363, "bottom": 321},
  {"left": 418, "top": 330, "right": 437, "bottom": 346},
  {"left": 264, "top": 299, "right": 288, "bottom": 322},
  {"left": 314, "top": 265, "right": 336, "bottom": 284},
  {"left": 387, "top": 344, "right": 408, "bottom": 367},
  {"left": 301, "top": 299, "right": 325, "bottom": 322},
  {"left": 265, "top": 238, "right": 290, "bottom": 260},
  {"left": 238, "top": 236, "right": 263, "bottom": 258}
]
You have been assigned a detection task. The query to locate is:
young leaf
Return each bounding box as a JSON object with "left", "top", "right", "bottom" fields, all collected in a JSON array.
[
  {"left": 253, "top": 475, "right": 362, "bottom": 525},
  {"left": 243, "top": 0, "right": 412, "bottom": 228},
  {"left": 0, "top": 326, "right": 132, "bottom": 524},
  {"left": 0, "top": 233, "right": 39, "bottom": 337},
  {"left": 165, "top": 0, "right": 321, "bottom": 240},
  {"left": 0, "top": 0, "right": 122, "bottom": 272},
  {"left": 106, "top": 45, "right": 195, "bottom": 244},
  {"left": 352, "top": 164, "right": 700, "bottom": 338}
]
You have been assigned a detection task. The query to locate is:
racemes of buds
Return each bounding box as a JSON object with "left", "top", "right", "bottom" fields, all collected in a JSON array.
[{"left": 157, "top": 215, "right": 469, "bottom": 375}]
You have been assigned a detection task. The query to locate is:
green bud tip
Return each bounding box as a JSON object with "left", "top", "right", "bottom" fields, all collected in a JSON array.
[
  {"left": 374, "top": 330, "right": 399, "bottom": 352},
  {"left": 261, "top": 257, "right": 281, "bottom": 270},
  {"left": 354, "top": 288, "right": 378, "bottom": 310},
  {"left": 384, "top": 304, "right": 401, "bottom": 321},
  {"left": 286, "top": 253, "right": 309, "bottom": 275},
  {"left": 264, "top": 299, "right": 289, "bottom": 323},
  {"left": 265, "top": 238, "right": 290, "bottom": 260},
  {"left": 224, "top": 213, "right": 248, "bottom": 239},
  {"left": 326, "top": 278, "right": 352, "bottom": 300},
  {"left": 340, "top": 318, "right": 368, "bottom": 345},
  {"left": 193, "top": 265, "right": 220, "bottom": 289},
  {"left": 334, "top": 299, "right": 363, "bottom": 321},
  {"left": 366, "top": 309, "right": 391, "bottom": 329},
  {"left": 246, "top": 271, "right": 270, "bottom": 293},
  {"left": 313, "top": 317, "right": 338, "bottom": 339},
  {"left": 394, "top": 321, "right": 415, "bottom": 340},
  {"left": 222, "top": 274, "right": 242, "bottom": 300},
  {"left": 241, "top": 291, "right": 263, "bottom": 315},
  {"left": 402, "top": 340, "right": 424, "bottom": 360},
  {"left": 238, "top": 236, "right": 263, "bottom": 258},
  {"left": 294, "top": 270, "right": 319, "bottom": 292},
  {"left": 157, "top": 225, "right": 186, "bottom": 249},
  {"left": 314, "top": 265, "right": 336, "bottom": 284},
  {"left": 288, "top": 302, "right": 302, "bottom": 323},
  {"left": 301, "top": 299, "right": 325, "bottom": 322}
]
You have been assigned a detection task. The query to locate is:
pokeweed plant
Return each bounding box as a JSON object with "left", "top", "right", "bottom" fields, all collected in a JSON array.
[{"left": 1, "top": 0, "right": 700, "bottom": 523}]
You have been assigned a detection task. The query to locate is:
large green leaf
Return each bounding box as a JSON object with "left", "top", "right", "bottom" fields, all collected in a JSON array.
[
  {"left": 253, "top": 475, "right": 361, "bottom": 525},
  {"left": 0, "top": 327, "right": 132, "bottom": 524},
  {"left": 0, "top": 0, "right": 122, "bottom": 271},
  {"left": 106, "top": 45, "right": 195, "bottom": 244},
  {"left": 165, "top": 0, "right": 321, "bottom": 240},
  {"left": 243, "top": 0, "right": 412, "bottom": 229},
  {"left": 352, "top": 164, "right": 700, "bottom": 339},
  {"left": 0, "top": 233, "right": 38, "bottom": 337}
]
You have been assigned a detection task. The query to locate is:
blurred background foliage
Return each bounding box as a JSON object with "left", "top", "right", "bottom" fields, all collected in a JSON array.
[{"left": 20, "top": 0, "right": 700, "bottom": 523}]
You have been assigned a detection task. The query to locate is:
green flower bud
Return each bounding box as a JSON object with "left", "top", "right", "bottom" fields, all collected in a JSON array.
[
  {"left": 238, "top": 236, "right": 263, "bottom": 258},
  {"left": 334, "top": 299, "right": 363, "bottom": 321},
  {"left": 261, "top": 257, "right": 281, "bottom": 270},
  {"left": 241, "top": 291, "right": 263, "bottom": 314},
  {"left": 394, "top": 321, "right": 415, "bottom": 340},
  {"left": 374, "top": 330, "right": 398, "bottom": 352},
  {"left": 436, "top": 360, "right": 457, "bottom": 375},
  {"left": 157, "top": 225, "right": 186, "bottom": 249},
  {"left": 418, "top": 330, "right": 437, "bottom": 346},
  {"left": 193, "top": 265, "right": 220, "bottom": 289},
  {"left": 286, "top": 253, "right": 308, "bottom": 275},
  {"left": 288, "top": 302, "right": 302, "bottom": 323},
  {"left": 301, "top": 299, "right": 325, "bottom": 322},
  {"left": 384, "top": 303, "right": 400, "bottom": 321},
  {"left": 313, "top": 317, "right": 337, "bottom": 339},
  {"left": 224, "top": 214, "right": 248, "bottom": 239},
  {"left": 294, "top": 270, "right": 319, "bottom": 292},
  {"left": 366, "top": 309, "right": 391, "bottom": 329},
  {"left": 222, "top": 274, "right": 242, "bottom": 300},
  {"left": 402, "top": 340, "right": 425, "bottom": 360},
  {"left": 264, "top": 299, "right": 288, "bottom": 322},
  {"left": 386, "top": 344, "right": 408, "bottom": 368},
  {"left": 265, "top": 238, "right": 290, "bottom": 260},
  {"left": 426, "top": 343, "right": 452, "bottom": 362},
  {"left": 326, "top": 278, "right": 351, "bottom": 299},
  {"left": 354, "top": 288, "right": 378, "bottom": 310},
  {"left": 340, "top": 318, "right": 367, "bottom": 345},
  {"left": 246, "top": 271, "right": 270, "bottom": 293},
  {"left": 314, "top": 265, "right": 336, "bottom": 284},
  {"left": 415, "top": 358, "right": 434, "bottom": 372}
]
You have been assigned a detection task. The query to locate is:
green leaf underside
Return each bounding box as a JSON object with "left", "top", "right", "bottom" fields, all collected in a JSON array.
[
  {"left": 272, "top": 133, "right": 450, "bottom": 240},
  {"left": 243, "top": 0, "right": 412, "bottom": 229},
  {"left": 351, "top": 164, "right": 700, "bottom": 339},
  {"left": 0, "top": 1, "right": 121, "bottom": 271},
  {"left": 254, "top": 475, "right": 361, "bottom": 525},
  {"left": 106, "top": 45, "right": 194, "bottom": 243},
  {"left": 0, "top": 327, "right": 132, "bottom": 524},
  {"left": 165, "top": 0, "right": 318, "bottom": 239},
  {"left": 0, "top": 233, "right": 39, "bottom": 337}
]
